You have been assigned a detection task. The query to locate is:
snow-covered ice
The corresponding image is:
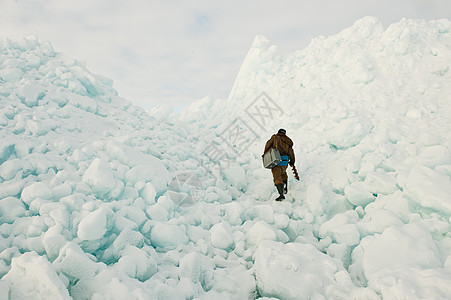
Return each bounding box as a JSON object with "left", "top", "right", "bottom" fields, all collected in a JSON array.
[{"left": 1, "top": 16, "right": 451, "bottom": 299}]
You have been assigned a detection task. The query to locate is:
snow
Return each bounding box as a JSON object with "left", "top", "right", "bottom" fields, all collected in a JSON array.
[
  {"left": 150, "top": 223, "right": 189, "bottom": 250},
  {"left": 254, "top": 240, "right": 362, "bottom": 299},
  {"left": 77, "top": 207, "right": 112, "bottom": 241},
  {"left": 209, "top": 222, "right": 234, "bottom": 250},
  {"left": 1, "top": 17, "right": 451, "bottom": 299},
  {"left": 403, "top": 164, "right": 451, "bottom": 213},
  {"left": 3, "top": 252, "right": 70, "bottom": 300},
  {"left": 20, "top": 182, "right": 52, "bottom": 204}
]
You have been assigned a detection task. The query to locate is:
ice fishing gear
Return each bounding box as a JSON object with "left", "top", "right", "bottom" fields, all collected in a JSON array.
[
  {"left": 262, "top": 148, "right": 282, "bottom": 169},
  {"left": 292, "top": 165, "right": 300, "bottom": 181}
]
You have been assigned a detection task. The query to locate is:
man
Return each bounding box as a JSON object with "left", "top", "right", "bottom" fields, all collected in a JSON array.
[{"left": 263, "top": 128, "right": 295, "bottom": 201}]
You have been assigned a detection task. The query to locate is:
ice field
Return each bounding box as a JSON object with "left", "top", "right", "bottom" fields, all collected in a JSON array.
[{"left": 1, "top": 17, "right": 451, "bottom": 299}]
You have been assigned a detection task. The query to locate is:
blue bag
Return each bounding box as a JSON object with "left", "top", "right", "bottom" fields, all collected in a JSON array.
[{"left": 278, "top": 155, "right": 289, "bottom": 166}]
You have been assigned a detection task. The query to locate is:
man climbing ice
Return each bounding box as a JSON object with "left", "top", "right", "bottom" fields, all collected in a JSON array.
[{"left": 263, "top": 128, "right": 295, "bottom": 201}]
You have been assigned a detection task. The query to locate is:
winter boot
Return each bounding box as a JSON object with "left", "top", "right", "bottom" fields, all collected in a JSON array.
[
  {"left": 283, "top": 180, "right": 288, "bottom": 194},
  {"left": 275, "top": 184, "right": 285, "bottom": 201}
]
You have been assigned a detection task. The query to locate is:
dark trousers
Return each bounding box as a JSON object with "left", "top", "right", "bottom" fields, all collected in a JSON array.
[{"left": 271, "top": 165, "right": 288, "bottom": 185}]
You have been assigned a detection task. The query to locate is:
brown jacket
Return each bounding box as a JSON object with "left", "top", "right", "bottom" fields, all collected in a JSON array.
[{"left": 264, "top": 133, "right": 295, "bottom": 165}]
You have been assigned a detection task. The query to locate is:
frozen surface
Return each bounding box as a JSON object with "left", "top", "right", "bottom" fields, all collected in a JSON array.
[{"left": 1, "top": 17, "right": 451, "bottom": 299}]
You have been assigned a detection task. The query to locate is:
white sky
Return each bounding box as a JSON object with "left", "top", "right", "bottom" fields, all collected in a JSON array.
[{"left": 1, "top": 0, "right": 450, "bottom": 110}]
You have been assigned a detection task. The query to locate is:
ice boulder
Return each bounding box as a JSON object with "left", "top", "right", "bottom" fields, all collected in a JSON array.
[
  {"left": 68, "top": 270, "right": 150, "bottom": 300},
  {"left": 223, "top": 166, "right": 246, "bottom": 191},
  {"left": 150, "top": 223, "right": 189, "bottom": 250},
  {"left": 110, "top": 229, "right": 144, "bottom": 258},
  {"left": 0, "top": 143, "right": 15, "bottom": 165},
  {"left": 327, "top": 117, "right": 372, "bottom": 149},
  {"left": 209, "top": 265, "right": 256, "bottom": 299},
  {"left": 254, "top": 240, "right": 353, "bottom": 299},
  {"left": 105, "top": 141, "right": 171, "bottom": 193},
  {"left": 209, "top": 222, "right": 234, "bottom": 250},
  {"left": 25, "top": 53, "right": 41, "bottom": 68},
  {"left": 82, "top": 158, "right": 116, "bottom": 195},
  {"left": 18, "top": 82, "right": 46, "bottom": 107},
  {"left": 21, "top": 182, "right": 53, "bottom": 204},
  {"left": 352, "top": 223, "right": 449, "bottom": 299},
  {"left": 141, "top": 182, "right": 157, "bottom": 204},
  {"left": 146, "top": 203, "right": 169, "bottom": 221},
  {"left": 359, "top": 209, "right": 404, "bottom": 235},
  {"left": 360, "top": 223, "right": 442, "bottom": 277},
  {"left": 2, "top": 252, "right": 70, "bottom": 300},
  {"left": 126, "top": 163, "right": 171, "bottom": 196},
  {"left": 418, "top": 145, "right": 450, "bottom": 168},
  {"left": 67, "top": 93, "right": 97, "bottom": 113},
  {"left": 0, "top": 158, "right": 30, "bottom": 181},
  {"left": 246, "top": 204, "right": 275, "bottom": 224},
  {"left": 70, "top": 66, "right": 104, "bottom": 97},
  {"left": 0, "top": 196, "right": 26, "bottom": 223},
  {"left": 363, "top": 171, "right": 398, "bottom": 195},
  {"left": 2, "top": 58, "right": 27, "bottom": 70},
  {"left": 0, "top": 68, "right": 24, "bottom": 81},
  {"left": 179, "top": 252, "right": 215, "bottom": 292},
  {"left": 345, "top": 182, "right": 375, "bottom": 207},
  {"left": 115, "top": 246, "right": 158, "bottom": 281},
  {"left": 42, "top": 227, "right": 67, "bottom": 261},
  {"left": 77, "top": 207, "right": 114, "bottom": 241},
  {"left": 53, "top": 243, "right": 100, "bottom": 281},
  {"left": 403, "top": 165, "right": 451, "bottom": 213},
  {"left": 319, "top": 210, "right": 360, "bottom": 246},
  {"left": 246, "top": 221, "right": 277, "bottom": 247},
  {"left": 366, "top": 266, "right": 451, "bottom": 299},
  {"left": 116, "top": 206, "right": 148, "bottom": 228},
  {"left": 304, "top": 181, "right": 326, "bottom": 216}
]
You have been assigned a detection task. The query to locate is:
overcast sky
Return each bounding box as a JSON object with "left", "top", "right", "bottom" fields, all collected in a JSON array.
[{"left": 1, "top": 0, "right": 450, "bottom": 110}]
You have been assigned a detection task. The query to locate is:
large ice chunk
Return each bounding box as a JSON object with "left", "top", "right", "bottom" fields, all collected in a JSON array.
[
  {"left": 403, "top": 165, "right": 451, "bottom": 213},
  {"left": 82, "top": 158, "right": 116, "bottom": 195},
  {"left": 115, "top": 246, "right": 158, "bottom": 281},
  {"left": 210, "top": 222, "right": 234, "bottom": 250},
  {"left": 246, "top": 221, "right": 277, "bottom": 246},
  {"left": 223, "top": 166, "right": 246, "bottom": 191},
  {"left": 18, "top": 82, "right": 46, "bottom": 107},
  {"left": 67, "top": 93, "right": 97, "bottom": 113},
  {"left": 327, "top": 118, "right": 372, "bottom": 149},
  {"left": 21, "top": 182, "right": 53, "bottom": 205},
  {"left": 345, "top": 182, "right": 375, "bottom": 207},
  {"left": 54, "top": 243, "right": 100, "bottom": 280},
  {"left": 179, "top": 252, "right": 215, "bottom": 292},
  {"left": 0, "top": 196, "right": 26, "bottom": 223},
  {"left": 361, "top": 223, "right": 442, "bottom": 276},
  {"left": 150, "top": 222, "right": 189, "bottom": 250},
  {"left": 77, "top": 207, "right": 113, "bottom": 241},
  {"left": 319, "top": 211, "right": 360, "bottom": 246},
  {"left": 105, "top": 141, "right": 171, "bottom": 194},
  {"left": 352, "top": 223, "right": 447, "bottom": 298},
  {"left": 2, "top": 252, "right": 70, "bottom": 300},
  {"left": 0, "top": 68, "right": 24, "bottom": 81},
  {"left": 254, "top": 240, "right": 355, "bottom": 299}
]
